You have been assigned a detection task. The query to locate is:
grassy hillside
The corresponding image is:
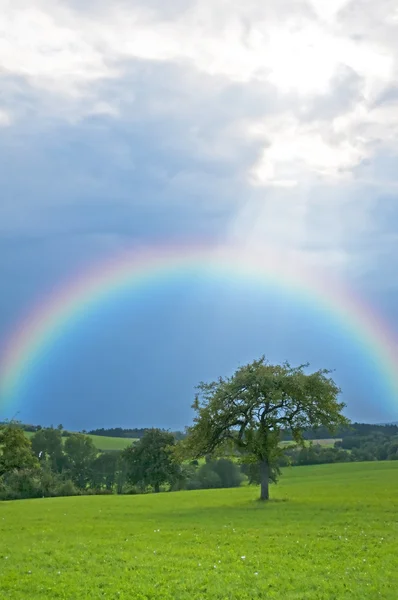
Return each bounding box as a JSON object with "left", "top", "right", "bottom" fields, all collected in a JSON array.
[
  {"left": 1, "top": 461, "right": 397, "bottom": 599},
  {"left": 280, "top": 437, "right": 340, "bottom": 448},
  {"left": 24, "top": 431, "right": 136, "bottom": 451},
  {"left": 84, "top": 434, "right": 136, "bottom": 450},
  {"left": 24, "top": 430, "right": 338, "bottom": 452}
]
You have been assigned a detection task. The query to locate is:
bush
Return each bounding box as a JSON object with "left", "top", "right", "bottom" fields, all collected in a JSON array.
[
  {"left": 84, "top": 488, "right": 113, "bottom": 495},
  {"left": 185, "top": 478, "right": 203, "bottom": 491},
  {"left": 56, "top": 480, "right": 79, "bottom": 497},
  {"left": 181, "top": 459, "right": 245, "bottom": 491},
  {"left": 196, "top": 464, "right": 222, "bottom": 489},
  {"left": 211, "top": 459, "right": 244, "bottom": 488},
  {"left": 0, "top": 469, "right": 43, "bottom": 500}
]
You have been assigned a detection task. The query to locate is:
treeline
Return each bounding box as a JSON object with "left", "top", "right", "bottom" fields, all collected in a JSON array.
[
  {"left": 280, "top": 436, "right": 398, "bottom": 466},
  {"left": 281, "top": 422, "right": 398, "bottom": 440},
  {"left": 1, "top": 422, "right": 398, "bottom": 501},
  {"left": 87, "top": 427, "right": 149, "bottom": 439},
  {"left": 87, "top": 427, "right": 186, "bottom": 440},
  {"left": 13, "top": 423, "right": 187, "bottom": 441},
  {"left": 16, "top": 421, "right": 398, "bottom": 442},
  {"left": 0, "top": 424, "right": 243, "bottom": 500}
]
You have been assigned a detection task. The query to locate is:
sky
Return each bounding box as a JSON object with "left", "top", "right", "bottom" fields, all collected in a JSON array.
[{"left": 1, "top": 0, "right": 398, "bottom": 430}]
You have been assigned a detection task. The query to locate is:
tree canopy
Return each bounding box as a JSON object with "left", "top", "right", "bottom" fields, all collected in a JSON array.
[
  {"left": 0, "top": 423, "right": 39, "bottom": 477},
  {"left": 31, "top": 427, "right": 65, "bottom": 472},
  {"left": 64, "top": 433, "right": 98, "bottom": 488},
  {"left": 181, "top": 357, "right": 349, "bottom": 500},
  {"left": 123, "top": 429, "right": 181, "bottom": 493}
]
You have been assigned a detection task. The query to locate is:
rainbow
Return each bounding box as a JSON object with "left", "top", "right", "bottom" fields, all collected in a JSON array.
[{"left": 0, "top": 243, "right": 398, "bottom": 412}]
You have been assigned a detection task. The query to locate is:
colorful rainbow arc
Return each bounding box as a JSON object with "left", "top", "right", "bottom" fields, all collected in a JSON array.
[{"left": 0, "top": 244, "right": 397, "bottom": 411}]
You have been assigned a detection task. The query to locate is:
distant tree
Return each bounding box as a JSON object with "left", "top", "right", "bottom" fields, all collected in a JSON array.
[
  {"left": 31, "top": 427, "right": 66, "bottom": 472},
  {"left": 188, "top": 459, "right": 244, "bottom": 490},
  {"left": 179, "top": 357, "right": 349, "bottom": 500},
  {"left": 123, "top": 429, "right": 181, "bottom": 493},
  {"left": 210, "top": 458, "right": 244, "bottom": 488},
  {"left": 64, "top": 434, "right": 97, "bottom": 488},
  {"left": 195, "top": 463, "right": 222, "bottom": 489},
  {"left": 387, "top": 440, "right": 398, "bottom": 460},
  {"left": 0, "top": 423, "right": 39, "bottom": 476},
  {"left": 88, "top": 427, "right": 149, "bottom": 439},
  {"left": 90, "top": 451, "right": 120, "bottom": 490},
  {"left": 172, "top": 431, "right": 186, "bottom": 441}
]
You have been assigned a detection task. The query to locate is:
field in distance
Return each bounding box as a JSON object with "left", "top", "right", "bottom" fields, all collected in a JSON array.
[
  {"left": 280, "top": 438, "right": 341, "bottom": 448},
  {"left": 24, "top": 430, "right": 339, "bottom": 451},
  {"left": 24, "top": 431, "right": 136, "bottom": 451},
  {"left": 1, "top": 461, "right": 397, "bottom": 599}
]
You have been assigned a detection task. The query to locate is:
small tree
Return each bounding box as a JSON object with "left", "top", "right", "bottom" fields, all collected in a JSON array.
[
  {"left": 64, "top": 433, "right": 97, "bottom": 489},
  {"left": 0, "top": 423, "right": 39, "bottom": 477},
  {"left": 180, "top": 357, "right": 349, "bottom": 500},
  {"left": 90, "top": 451, "right": 120, "bottom": 490},
  {"left": 31, "top": 427, "right": 66, "bottom": 473},
  {"left": 122, "top": 429, "right": 181, "bottom": 493}
]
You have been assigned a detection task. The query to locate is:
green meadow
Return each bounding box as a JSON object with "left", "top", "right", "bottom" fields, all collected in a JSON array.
[
  {"left": 1, "top": 461, "right": 397, "bottom": 600},
  {"left": 84, "top": 435, "right": 136, "bottom": 451},
  {"left": 24, "top": 431, "right": 136, "bottom": 451},
  {"left": 24, "top": 431, "right": 338, "bottom": 452},
  {"left": 279, "top": 438, "right": 340, "bottom": 448}
]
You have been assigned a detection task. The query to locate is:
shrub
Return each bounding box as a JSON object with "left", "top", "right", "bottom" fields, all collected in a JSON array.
[
  {"left": 0, "top": 469, "right": 43, "bottom": 500},
  {"left": 56, "top": 480, "right": 79, "bottom": 497},
  {"left": 196, "top": 464, "right": 222, "bottom": 489},
  {"left": 211, "top": 459, "right": 244, "bottom": 488}
]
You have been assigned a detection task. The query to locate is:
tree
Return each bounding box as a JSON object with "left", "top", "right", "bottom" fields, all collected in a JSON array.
[
  {"left": 31, "top": 427, "right": 65, "bottom": 472},
  {"left": 0, "top": 423, "right": 39, "bottom": 477},
  {"left": 180, "top": 357, "right": 349, "bottom": 500},
  {"left": 209, "top": 458, "right": 244, "bottom": 488},
  {"left": 90, "top": 451, "right": 120, "bottom": 490},
  {"left": 122, "top": 429, "right": 181, "bottom": 493},
  {"left": 64, "top": 433, "right": 97, "bottom": 489}
]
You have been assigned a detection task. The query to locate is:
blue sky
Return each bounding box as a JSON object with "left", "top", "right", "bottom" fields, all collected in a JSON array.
[{"left": 1, "top": 0, "right": 398, "bottom": 429}]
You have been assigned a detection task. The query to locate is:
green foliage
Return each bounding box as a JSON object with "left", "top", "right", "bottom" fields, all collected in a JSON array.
[
  {"left": 3, "top": 413, "right": 397, "bottom": 503},
  {"left": 56, "top": 479, "right": 79, "bottom": 497},
  {"left": 123, "top": 429, "right": 181, "bottom": 492},
  {"left": 240, "top": 461, "right": 281, "bottom": 485},
  {"left": 0, "top": 469, "right": 43, "bottom": 500},
  {"left": 281, "top": 421, "right": 398, "bottom": 441},
  {"left": 0, "top": 423, "right": 39, "bottom": 477},
  {"left": 0, "top": 466, "right": 76, "bottom": 501},
  {"left": 89, "top": 451, "right": 121, "bottom": 490},
  {"left": 87, "top": 427, "right": 149, "bottom": 438},
  {"left": 195, "top": 463, "right": 222, "bottom": 488},
  {"left": 211, "top": 458, "right": 244, "bottom": 488},
  {"left": 0, "top": 462, "right": 397, "bottom": 599},
  {"left": 64, "top": 433, "right": 98, "bottom": 489},
  {"left": 182, "top": 357, "right": 349, "bottom": 499},
  {"left": 187, "top": 459, "right": 245, "bottom": 490},
  {"left": 31, "top": 427, "right": 65, "bottom": 472}
]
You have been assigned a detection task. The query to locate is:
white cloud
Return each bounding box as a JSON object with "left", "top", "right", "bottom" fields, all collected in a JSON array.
[
  {"left": 0, "top": 1, "right": 393, "bottom": 95},
  {"left": 248, "top": 114, "right": 365, "bottom": 185},
  {"left": 1, "top": 0, "right": 398, "bottom": 281},
  {"left": 0, "top": 109, "right": 12, "bottom": 126}
]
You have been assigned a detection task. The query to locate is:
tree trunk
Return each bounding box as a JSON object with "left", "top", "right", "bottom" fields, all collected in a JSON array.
[
  {"left": 259, "top": 459, "right": 269, "bottom": 501},
  {"left": 154, "top": 482, "right": 160, "bottom": 493}
]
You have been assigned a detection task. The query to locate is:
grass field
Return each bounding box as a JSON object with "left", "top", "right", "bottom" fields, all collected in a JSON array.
[
  {"left": 1, "top": 461, "right": 397, "bottom": 599},
  {"left": 24, "top": 432, "right": 136, "bottom": 451},
  {"left": 24, "top": 431, "right": 338, "bottom": 452},
  {"left": 280, "top": 438, "right": 340, "bottom": 448}
]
